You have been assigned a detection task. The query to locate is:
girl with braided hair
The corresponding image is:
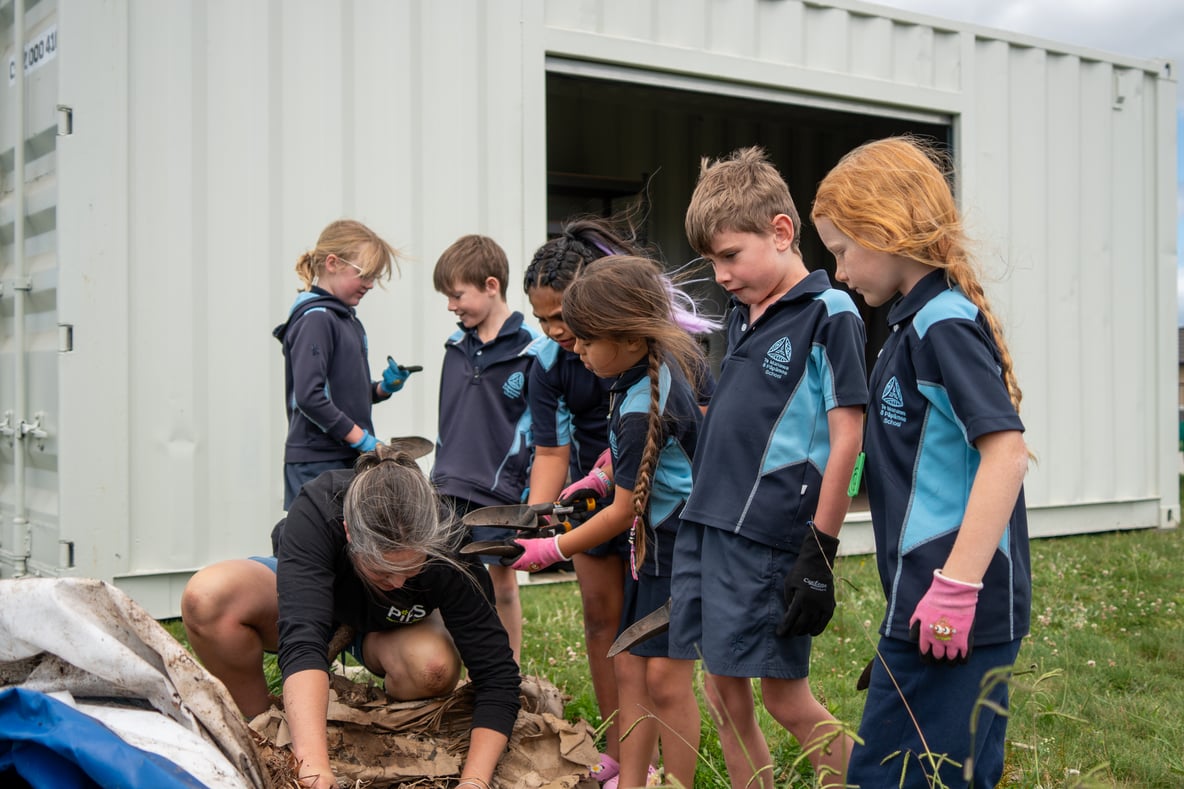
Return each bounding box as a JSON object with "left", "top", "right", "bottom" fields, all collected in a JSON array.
[
  {"left": 812, "top": 136, "right": 1030, "bottom": 789},
  {"left": 523, "top": 218, "right": 716, "bottom": 784},
  {"left": 521, "top": 218, "right": 637, "bottom": 784},
  {"left": 514, "top": 255, "right": 707, "bottom": 789},
  {"left": 182, "top": 446, "right": 520, "bottom": 789}
]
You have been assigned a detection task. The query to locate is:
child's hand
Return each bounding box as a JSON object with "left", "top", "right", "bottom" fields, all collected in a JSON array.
[
  {"left": 349, "top": 430, "right": 379, "bottom": 452},
  {"left": 908, "top": 569, "right": 981, "bottom": 663},
  {"left": 380, "top": 356, "right": 419, "bottom": 394},
  {"left": 510, "top": 535, "right": 568, "bottom": 572},
  {"left": 776, "top": 522, "right": 839, "bottom": 638},
  {"left": 559, "top": 467, "right": 612, "bottom": 505}
]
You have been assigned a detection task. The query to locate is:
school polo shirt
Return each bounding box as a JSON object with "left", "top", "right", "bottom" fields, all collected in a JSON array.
[
  {"left": 527, "top": 340, "right": 613, "bottom": 480},
  {"left": 431, "top": 312, "right": 545, "bottom": 507},
  {"left": 865, "top": 269, "right": 1031, "bottom": 646},
  {"left": 681, "top": 269, "right": 868, "bottom": 551},
  {"left": 609, "top": 358, "right": 701, "bottom": 577}
]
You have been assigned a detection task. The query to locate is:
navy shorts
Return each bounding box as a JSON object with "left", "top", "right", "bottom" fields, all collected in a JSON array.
[
  {"left": 669, "top": 521, "right": 812, "bottom": 678},
  {"left": 584, "top": 527, "right": 631, "bottom": 560},
  {"left": 848, "top": 635, "right": 1022, "bottom": 789},
  {"left": 284, "top": 458, "right": 354, "bottom": 510},
  {"left": 618, "top": 571, "right": 673, "bottom": 658}
]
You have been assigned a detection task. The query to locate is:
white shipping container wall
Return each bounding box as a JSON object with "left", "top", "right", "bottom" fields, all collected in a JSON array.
[
  {"left": 539, "top": 0, "right": 1179, "bottom": 535},
  {"left": 0, "top": 0, "right": 1176, "bottom": 616}
]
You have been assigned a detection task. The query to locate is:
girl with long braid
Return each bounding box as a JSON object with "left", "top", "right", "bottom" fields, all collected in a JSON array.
[
  {"left": 522, "top": 220, "right": 638, "bottom": 784},
  {"left": 514, "top": 256, "right": 708, "bottom": 789},
  {"left": 812, "top": 136, "right": 1031, "bottom": 789},
  {"left": 522, "top": 218, "right": 715, "bottom": 785}
]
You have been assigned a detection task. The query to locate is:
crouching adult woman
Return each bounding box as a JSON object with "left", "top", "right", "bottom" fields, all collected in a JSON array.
[{"left": 181, "top": 447, "right": 520, "bottom": 789}]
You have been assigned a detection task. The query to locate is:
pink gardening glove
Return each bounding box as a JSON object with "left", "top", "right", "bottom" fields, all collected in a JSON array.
[
  {"left": 511, "top": 535, "right": 569, "bottom": 572},
  {"left": 560, "top": 451, "right": 613, "bottom": 504},
  {"left": 909, "top": 569, "right": 982, "bottom": 664}
]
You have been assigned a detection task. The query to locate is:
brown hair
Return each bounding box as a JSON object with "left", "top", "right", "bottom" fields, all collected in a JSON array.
[
  {"left": 811, "top": 135, "right": 1022, "bottom": 410},
  {"left": 295, "top": 219, "right": 400, "bottom": 290},
  {"left": 432, "top": 234, "right": 510, "bottom": 298},
  {"left": 562, "top": 256, "right": 705, "bottom": 564},
  {"left": 344, "top": 446, "right": 464, "bottom": 587},
  {"left": 685, "top": 146, "right": 802, "bottom": 255}
]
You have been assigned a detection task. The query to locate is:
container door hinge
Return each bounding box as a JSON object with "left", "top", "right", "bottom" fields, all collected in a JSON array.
[
  {"left": 59, "top": 323, "right": 74, "bottom": 352},
  {"left": 1, "top": 277, "right": 33, "bottom": 297},
  {"left": 59, "top": 541, "right": 75, "bottom": 568},
  {"left": 19, "top": 412, "right": 49, "bottom": 450},
  {"left": 57, "top": 104, "right": 73, "bottom": 136}
]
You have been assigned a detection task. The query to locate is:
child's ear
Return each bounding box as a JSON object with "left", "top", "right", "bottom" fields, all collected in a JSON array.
[
  {"left": 771, "top": 214, "right": 796, "bottom": 251},
  {"left": 484, "top": 276, "right": 501, "bottom": 295}
]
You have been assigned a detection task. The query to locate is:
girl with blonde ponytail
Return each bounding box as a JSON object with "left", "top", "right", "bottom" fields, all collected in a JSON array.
[
  {"left": 812, "top": 136, "right": 1031, "bottom": 789},
  {"left": 513, "top": 256, "right": 710, "bottom": 789}
]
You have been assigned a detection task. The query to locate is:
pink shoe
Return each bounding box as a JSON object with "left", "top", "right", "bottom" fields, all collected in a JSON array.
[
  {"left": 591, "top": 754, "right": 619, "bottom": 784},
  {"left": 603, "top": 764, "right": 658, "bottom": 788}
]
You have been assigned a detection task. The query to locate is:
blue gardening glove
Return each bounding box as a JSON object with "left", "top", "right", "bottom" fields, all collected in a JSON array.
[
  {"left": 380, "top": 356, "right": 412, "bottom": 395},
  {"left": 349, "top": 430, "right": 379, "bottom": 452},
  {"left": 776, "top": 522, "right": 840, "bottom": 638}
]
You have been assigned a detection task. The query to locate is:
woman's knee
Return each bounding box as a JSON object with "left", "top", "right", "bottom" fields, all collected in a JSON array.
[{"left": 181, "top": 560, "right": 275, "bottom": 634}]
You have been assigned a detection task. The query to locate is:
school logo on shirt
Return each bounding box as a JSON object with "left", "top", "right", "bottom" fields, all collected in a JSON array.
[
  {"left": 880, "top": 376, "right": 907, "bottom": 427},
  {"left": 502, "top": 372, "right": 525, "bottom": 399},
  {"left": 386, "top": 604, "right": 427, "bottom": 624},
  {"left": 762, "top": 337, "right": 792, "bottom": 380}
]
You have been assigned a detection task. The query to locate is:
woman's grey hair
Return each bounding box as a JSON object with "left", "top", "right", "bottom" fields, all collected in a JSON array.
[{"left": 343, "top": 446, "right": 464, "bottom": 577}]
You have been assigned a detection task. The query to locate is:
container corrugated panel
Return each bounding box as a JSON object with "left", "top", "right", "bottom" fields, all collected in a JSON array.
[
  {"left": 541, "top": 0, "right": 1179, "bottom": 539},
  {"left": 1, "top": 0, "right": 63, "bottom": 577},
  {"left": 4, "top": 0, "right": 544, "bottom": 616}
]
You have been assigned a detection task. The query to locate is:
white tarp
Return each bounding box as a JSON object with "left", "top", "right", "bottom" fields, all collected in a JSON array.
[{"left": 0, "top": 577, "right": 269, "bottom": 788}]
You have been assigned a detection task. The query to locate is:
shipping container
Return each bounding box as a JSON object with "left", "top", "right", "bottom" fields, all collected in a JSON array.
[{"left": 1, "top": 0, "right": 1177, "bottom": 616}]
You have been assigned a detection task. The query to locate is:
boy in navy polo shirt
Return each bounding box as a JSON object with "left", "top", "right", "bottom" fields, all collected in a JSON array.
[
  {"left": 431, "top": 234, "right": 544, "bottom": 661},
  {"left": 672, "top": 147, "right": 867, "bottom": 788},
  {"left": 813, "top": 138, "right": 1030, "bottom": 789}
]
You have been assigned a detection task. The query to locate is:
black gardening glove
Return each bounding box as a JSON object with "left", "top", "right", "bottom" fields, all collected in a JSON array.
[{"left": 776, "top": 522, "right": 840, "bottom": 638}]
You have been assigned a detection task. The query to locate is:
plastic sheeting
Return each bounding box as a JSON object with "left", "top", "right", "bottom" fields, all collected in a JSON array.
[{"left": 0, "top": 577, "right": 269, "bottom": 788}]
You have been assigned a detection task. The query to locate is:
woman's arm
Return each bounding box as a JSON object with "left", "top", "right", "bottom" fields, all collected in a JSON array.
[
  {"left": 456, "top": 727, "right": 510, "bottom": 788},
  {"left": 941, "top": 429, "right": 1029, "bottom": 583},
  {"left": 283, "top": 669, "right": 337, "bottom": 789}
]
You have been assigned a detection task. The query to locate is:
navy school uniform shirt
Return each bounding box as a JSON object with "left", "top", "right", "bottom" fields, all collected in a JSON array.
[
  {"left": 274, "top": 288, "right": 381, "bottom": 463},
  {"left": 528, "top": 340, "right": 614, "bottom": 481},
  {"left": 431, "top": 312, "right": 545, "bottom": 507},
  {"left": 609, "top": 358, "right": 702, "bottom": 577},
  {"left": 681, "top": 269, "right": 868, "bottom": 552},
  {"left": 865, "top": 269, "right": 1030, "bottom": 646},
  {"left": 272, "top": 470, "right": 521, "bottom": 737}
]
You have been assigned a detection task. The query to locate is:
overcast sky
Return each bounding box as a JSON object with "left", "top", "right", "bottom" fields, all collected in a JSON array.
[{"left": 867, "top": 0, "right": 1184, "bottom": 323}]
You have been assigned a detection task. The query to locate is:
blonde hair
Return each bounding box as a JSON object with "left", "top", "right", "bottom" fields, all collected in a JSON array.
[
  {"left": 685, "top": 146, "right": 802, "bottom": 255},
  {"left": 295, "top": 219, "right": 401, "bottom": 291},
  {"left": 811, "top": 136, "right": 1022, "bottom": 410},
  {"left": 562, "top": 256, "right": 706, "bottom": 564}
]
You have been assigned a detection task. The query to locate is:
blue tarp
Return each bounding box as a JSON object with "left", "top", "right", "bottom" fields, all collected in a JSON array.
[{"left": 0, "top": 688, "right": 208, "bottom": 789}]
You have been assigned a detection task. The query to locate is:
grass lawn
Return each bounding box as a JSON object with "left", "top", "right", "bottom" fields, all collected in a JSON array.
[
  {"left": 165, "top": 524, "right": 1183, "bottom": 788},
  {"left": 519, "top": 525, "right": 1184, "bottom": 788}
]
